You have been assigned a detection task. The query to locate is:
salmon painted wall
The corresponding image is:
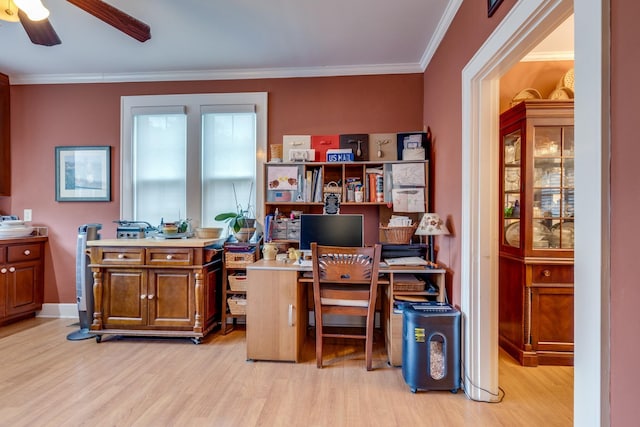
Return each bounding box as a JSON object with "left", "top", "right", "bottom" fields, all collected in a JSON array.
[
  {"left": 6, "top": 74, "right": 424, "bottom": 303},
  {"left": 610, "top": 0, "right": 639, "bottom": 423},
  {"left": 421, "top": 0, "right": 517, "bottom": 304}
]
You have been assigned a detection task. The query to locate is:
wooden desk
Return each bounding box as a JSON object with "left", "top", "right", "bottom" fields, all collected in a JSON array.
[{"left": 245, "top": 259, "right": 446, "bottom": 365}]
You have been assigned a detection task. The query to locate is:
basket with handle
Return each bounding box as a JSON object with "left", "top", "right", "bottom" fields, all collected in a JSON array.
[{"left": 379, "top": 223, "right": 417, "bottom": 244}]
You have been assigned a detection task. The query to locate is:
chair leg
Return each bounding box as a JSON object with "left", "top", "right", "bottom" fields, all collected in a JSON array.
[
  {"left": 315, "top": 313, "right": 323, "bottom": 369},
  {"left": 365, "top": 314, "right": 374, "bottom": 371}
]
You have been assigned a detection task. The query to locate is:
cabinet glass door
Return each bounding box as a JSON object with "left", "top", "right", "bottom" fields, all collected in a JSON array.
[
  {"left": 532, "top": 126, "right": 574, "bottom": 250},
  {"left": 503, "top": 130, "right": 521, "bottom": 248}
]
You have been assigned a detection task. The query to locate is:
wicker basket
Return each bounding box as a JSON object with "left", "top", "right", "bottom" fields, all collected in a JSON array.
[
  {"left": 380, "top": 224, "right": 417, "bottom": 244},
  {"left": 227, "top": 297, "right": 247, "bottom": 315},
  {"left": 229, "top": 273, "right": 247, "bottom": 292},
  {"left": 224, "top": 251, "right": 256, "bottom": 269},
  {"left": 393, "top": 274, "right": 425, "bottom": 291}
]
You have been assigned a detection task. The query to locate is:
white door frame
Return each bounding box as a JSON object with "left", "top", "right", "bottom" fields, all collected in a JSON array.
[{"left": 460, "top": 0, "right": 610, "bottom": 425}]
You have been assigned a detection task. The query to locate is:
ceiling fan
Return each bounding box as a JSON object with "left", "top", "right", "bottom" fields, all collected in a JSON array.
[{"left": 0, "top": 0, "right": 151, "bottom": 46}]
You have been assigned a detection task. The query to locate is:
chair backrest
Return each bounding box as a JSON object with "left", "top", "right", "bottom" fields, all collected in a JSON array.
[{"left": 311, "top": 243, "right": 382, "bottom": 306}]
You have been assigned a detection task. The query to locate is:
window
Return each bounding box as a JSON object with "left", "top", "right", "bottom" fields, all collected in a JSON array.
[{"left": 121, "top": 93, "right": 268, "bottom": 229}]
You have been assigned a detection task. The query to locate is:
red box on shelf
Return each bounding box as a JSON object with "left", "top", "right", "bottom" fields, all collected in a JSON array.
[{"left": 311, "top": 135, "right": 339, "bottom": 162}]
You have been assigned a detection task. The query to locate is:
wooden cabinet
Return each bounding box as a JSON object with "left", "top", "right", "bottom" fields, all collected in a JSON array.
[
  {"left": 0, "top": 73, "right": 10, "bottom": 197},
  {"left": 246, "top": 267, "right": 307, "bottom": 362},
  {"left": 89, "top": 240, "right": 222, "bottom": 344},
  {"left": 498, "top": 100, "right": 574, "bottom": 366},
  {"left": 0, "top": 237, "right": 47, "bottom": 325},
  {"left": 264, "top": 161, "right": 429, "bottom": 244},
  {"left": 220, "top": 240, "right": 260, "bottom": 334},
  {"left": 383, "top": 269, "right": 446, "bottom": 367}
]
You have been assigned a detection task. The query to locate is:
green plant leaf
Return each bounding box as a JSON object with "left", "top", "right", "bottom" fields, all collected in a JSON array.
[{"left": 214, "top": 212, "right": 238, "bottom": 221}]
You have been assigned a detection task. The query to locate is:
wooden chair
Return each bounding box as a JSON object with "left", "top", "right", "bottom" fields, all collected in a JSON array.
[{"left": 310, "top": 242, "right": 382, "bottom": 370}]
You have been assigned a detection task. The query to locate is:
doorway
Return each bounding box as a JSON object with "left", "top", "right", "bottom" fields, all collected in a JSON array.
[{"left": 460, "top": 0, "right": 609, "bottom": 424}]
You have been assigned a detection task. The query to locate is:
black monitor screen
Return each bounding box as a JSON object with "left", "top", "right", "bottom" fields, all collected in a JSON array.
[{"left": 299, "top": 214, "right": 364, "bottom": 250}]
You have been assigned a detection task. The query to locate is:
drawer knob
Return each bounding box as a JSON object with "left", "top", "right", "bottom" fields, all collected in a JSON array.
[
  {"left": 118, "top": 254, "right": 125, "bottom": 259},
  {"left": 166, "top": 255, "right": 173, "bottom": 260},
  {"left": 148, "top": 294, "right": 155, "bottom": 300},
  {"left": 9, "top": 267, "right": 15, "bottom": 273},
  {"left": 542, "top": 269, "right": 551, "bottom": 277},
  {"left": 0, "top": 268, "right": 6, "bottom": 274},
  {"left": 23, "top": 249, "right": 31, "bottom": 256},
  {"left": 140, "top": 294, "right": 146, "bottom": 299}
]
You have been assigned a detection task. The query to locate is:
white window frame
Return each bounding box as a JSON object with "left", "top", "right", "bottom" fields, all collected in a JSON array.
[{"left": 120, "top": 92, "right": 268, "bottom": 228}]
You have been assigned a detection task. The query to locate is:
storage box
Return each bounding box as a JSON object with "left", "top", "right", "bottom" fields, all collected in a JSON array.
[
  {"left": 229, "top": 273, "right": 248, "bottom": 292},
  {"left": 369, "top": 133, "right": 398, "bottom": 161},
  {"left": 311, "top": 135, "right": 340, "bottom": 162},
  {"left": 340, "top": 134, "right": 369, "bottom": 161},
  {"left": 397, "top": 132, "right": 430, "bottom": 161},
  {"left": 227, "top": 297, "right": 247, "bottom": 315},
  {"left": 283, "top": 135, "right": 311, "bottom": 163}
]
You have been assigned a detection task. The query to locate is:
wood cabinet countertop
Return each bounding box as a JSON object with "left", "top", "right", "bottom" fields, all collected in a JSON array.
[{"left": 87, "top": 238, "right": 221, "bottom": 248}]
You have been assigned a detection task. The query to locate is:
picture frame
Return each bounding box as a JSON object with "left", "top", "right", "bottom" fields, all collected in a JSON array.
[
  {"left": 55, "top": 146, "right": 111, "bottom": 202},
  {"left": 488, "top": 0, "right": 504, "bottom": 17}
]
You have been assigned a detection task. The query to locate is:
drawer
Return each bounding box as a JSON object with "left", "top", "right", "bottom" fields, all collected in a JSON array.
[
  {"left": 531, "top": 264, "right": 573, "bottom": 284},
  {"left": 7, "top": 244, "right": 41, "bottom": 263},
  {"left": 146, "top": 248, "right": 193, "bottom": 266},
  {"left": 99, "top": 247, "right": 145, "bottom": 265}
]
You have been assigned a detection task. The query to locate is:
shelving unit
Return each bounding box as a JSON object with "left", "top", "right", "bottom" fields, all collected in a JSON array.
[
  {"left": 221, "top": 238, "right": 261, "bottom": 334},
  {"left": 264, "top": 160, "right": 429, "bottom": 245}
]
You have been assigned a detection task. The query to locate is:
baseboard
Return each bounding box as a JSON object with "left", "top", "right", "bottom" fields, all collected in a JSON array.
[{"left": 37, "top": 303, "right": 78, "bottom": 319}]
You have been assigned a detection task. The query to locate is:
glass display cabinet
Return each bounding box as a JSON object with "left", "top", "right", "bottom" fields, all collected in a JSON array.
[{"left": 498, "top": 100, "right": 574, "bottom": 367}]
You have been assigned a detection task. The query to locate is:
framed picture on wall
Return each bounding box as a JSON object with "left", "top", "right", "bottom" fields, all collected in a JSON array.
[
  {"left": 55, "top": 146, "right": 111, "bottom": 202},
  {"left": 488, "top": 0, "right": 504, "bottom": 17}
]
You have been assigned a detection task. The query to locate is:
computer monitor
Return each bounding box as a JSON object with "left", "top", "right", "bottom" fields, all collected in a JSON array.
[{"left": 299, "top": 214, "right": 364, "bottom": 251}]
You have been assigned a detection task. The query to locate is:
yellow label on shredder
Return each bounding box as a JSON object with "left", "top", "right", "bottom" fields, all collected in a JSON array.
[{"left": 414, "top": 327, "right": 426, "bottom": 343}]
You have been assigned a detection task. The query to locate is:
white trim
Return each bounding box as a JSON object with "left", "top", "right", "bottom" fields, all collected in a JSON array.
[
  {"left": 120, "top": 92, "right": 268, "bottom": 227},
  {"left": 521, "top": 50, "right": 574, "bottom": 62},
  {"left": 419, "top": 0, "right": 464, "bottom": 71},
  {"left": 574, "top": 0, "right": 610, "bottom": 425},
  {"left": 37, "top": 303, "right": 78, "bottom": 319},
  {"left": 461, "top": 0, "right": 584, "bottom": 404},
  {"left": 8, "top": 63, "right": 424, "bottom": 86}
]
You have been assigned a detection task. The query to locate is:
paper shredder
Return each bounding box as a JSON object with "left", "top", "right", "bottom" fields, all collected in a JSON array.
[{"left": 401, "top": 302, "right": 461, "bottom": 393}]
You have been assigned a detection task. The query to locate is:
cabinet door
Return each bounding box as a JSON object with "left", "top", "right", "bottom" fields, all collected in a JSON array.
[
  {"left": 102, "top": 269, "right": 147, "bottom": 328},
  {"left": 246, "top": 269, "right": 303, "bottom": 361},
  {"left": 147, "top": 269, "right": 194, "bottom": 328},
  {"left": 5, "top": 261, "right": 41, "bottom": 316},
  {"left": 530, "top": 285, "right": 574, "bottom": 353}
]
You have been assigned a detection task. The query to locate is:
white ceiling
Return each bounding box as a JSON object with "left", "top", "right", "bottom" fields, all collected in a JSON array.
[{"left": 0, "top": 1, "right": 572, "bottom": 85}]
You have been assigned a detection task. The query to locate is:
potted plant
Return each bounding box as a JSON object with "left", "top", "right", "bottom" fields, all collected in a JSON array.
[{"left": 214, "top": 183, "right": 256, "bottom": 240}]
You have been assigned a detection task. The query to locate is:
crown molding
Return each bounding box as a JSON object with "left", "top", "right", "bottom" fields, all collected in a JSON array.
[
  {"left": 9, "top": 62, "right": 425, "bottom": 85},
  {"left": 521, "top": 50, "right": 574, "bottom": 62},
  {"left": 420, "top": 0, "right": 463, "bottom": 71}
]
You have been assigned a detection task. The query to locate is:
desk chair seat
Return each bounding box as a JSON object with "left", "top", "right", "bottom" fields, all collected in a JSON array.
[{"left": 311, "top": 242, "right": 382, "bottom": 370}]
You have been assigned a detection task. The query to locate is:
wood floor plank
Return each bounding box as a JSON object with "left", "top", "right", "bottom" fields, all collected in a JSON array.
[{"left": 0, "top": 318, "right": 572, "bottom": 426}]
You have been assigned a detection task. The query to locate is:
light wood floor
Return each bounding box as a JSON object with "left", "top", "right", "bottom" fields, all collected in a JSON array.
[{"left": 0, "top": 318, "right": 573, "bottom": 427}]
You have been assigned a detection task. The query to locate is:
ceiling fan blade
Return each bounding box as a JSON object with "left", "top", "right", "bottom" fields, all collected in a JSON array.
[
  {"left": 17, "top": 10, "right": 61, "bottom": 46},
  {"left": 66, "top": 0, "right": 151, "bottom": 42}
]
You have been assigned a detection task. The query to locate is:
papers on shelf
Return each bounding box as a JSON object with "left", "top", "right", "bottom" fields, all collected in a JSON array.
[
  {"left": 391, "top": 188, "right": 424, "bottom": 212},
  {"left": 384, "top": 256, "right": 429, "bottom": 266}
]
